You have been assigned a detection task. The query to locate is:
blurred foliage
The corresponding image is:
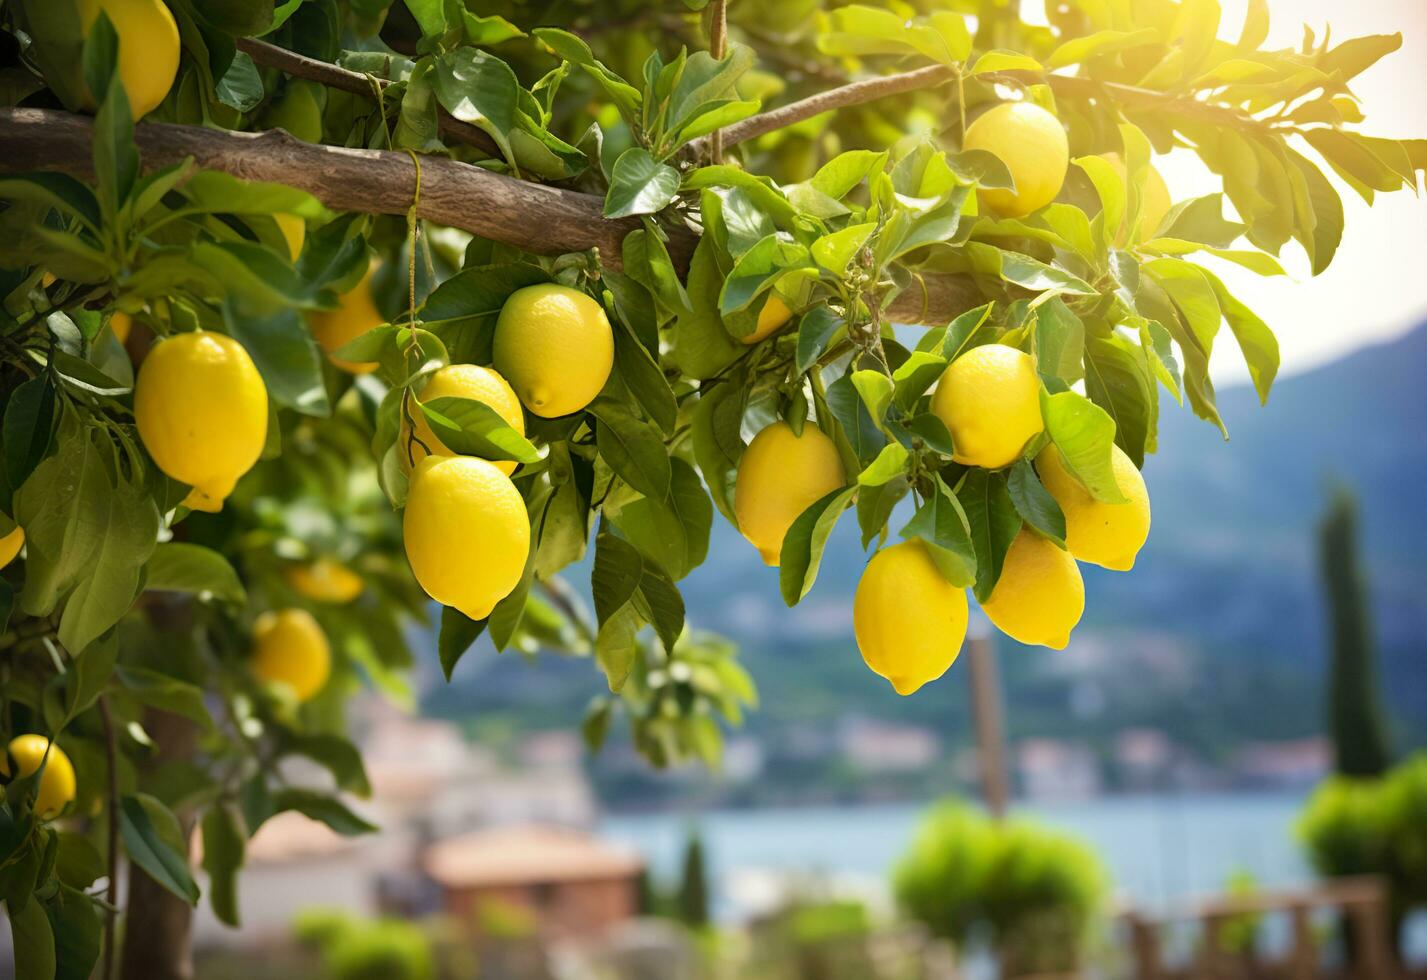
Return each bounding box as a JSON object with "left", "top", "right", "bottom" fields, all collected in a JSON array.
[
  {"left": 1300, "top": 753, "right": 1427, "bottom": 945},
  {"left": 294, "top": 907, "right": 436, "bottom": 980},
  {"left": 894, "top": 798, "right": 1106, "bottom": 974}
]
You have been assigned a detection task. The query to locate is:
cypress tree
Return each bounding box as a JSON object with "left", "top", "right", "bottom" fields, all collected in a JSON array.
[
  {"left": 1318, "top": 489, "right": 1393, "bottom": 776},
  {"left": 677, "top": 829, "right": 710, "bottom": 927}
]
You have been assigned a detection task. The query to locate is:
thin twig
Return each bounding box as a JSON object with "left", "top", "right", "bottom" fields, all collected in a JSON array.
[
  {"left": 99, "top": 697, "right": 120, "bottom": 980},
  {"left": 707, "top": 0, "right": 728, "bottom": 163},
  {"left": 236, "top": 37, "right": 500, "bottom": 155}
]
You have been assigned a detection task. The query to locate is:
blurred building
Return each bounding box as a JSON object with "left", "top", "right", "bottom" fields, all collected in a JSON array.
[
  {"left": 1016, "top": 738, "right": 1103, "bottom": 801},
  {"left": 423, "top": 824, "right": 645, "bottom": 942},
  {"left": 1232, "top": 737, "right": 1331, "bottom": 789},
  {"left": 839, "top": 717, "right": 940, "bottom": 772}
]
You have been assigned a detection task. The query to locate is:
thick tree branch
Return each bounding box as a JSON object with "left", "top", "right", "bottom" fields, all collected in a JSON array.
[
  {"left": 0, "top": 108, "right": 977, "bottom": 325},
  {"left": 236, "top": 38, "right": 501, "bottom": 156}
]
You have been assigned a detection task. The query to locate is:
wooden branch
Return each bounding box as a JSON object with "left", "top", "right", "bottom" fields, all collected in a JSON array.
[
  {"left": 235, "top": 38, "right": 501, "bottom": 156},
  {"left": 0, "top": 108, "right": 978, "bottom": 324}
]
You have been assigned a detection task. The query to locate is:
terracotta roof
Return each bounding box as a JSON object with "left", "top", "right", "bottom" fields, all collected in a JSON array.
[{"left": 422, "top": 824, "right": 644, "bottom": 888}]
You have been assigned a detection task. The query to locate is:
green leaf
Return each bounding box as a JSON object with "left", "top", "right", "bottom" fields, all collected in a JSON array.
[
  {"left": 591, "top": 532, "right": 685, "bottom": 688},
  {"left": 10, "top": 890, "right": 56, "bottom": 980},
  {"left": 612, "top": 319, "right": 677, "bottom": 436},
  {"left": 891, "top": 352, "right": 947, "bottom": 412},
  {"left": 438, "top": 606, "right": 486, "bottom": 681},
  {"left": 1047, "top": 28, "right": 1159, "bottom": 68},
  {"left": 1201, "top": 269, "right": 1279, "bottom": 404},
  {"left": 116, "top": 666, "right": 215, "bottom": 732},
  {"left": 825, "top": 374, "right": 885, "bottom": 464},
  {"left": 604, "top": 147, "right": 680, "bottom": 218},
  {"left": 670, "top": 236, "right": 741, "bottom": 379},
  {"left": 857, "top": 476, "right": 908, "bottom": 549},
  {"left": 957, "top": 470, "right": 1021, "bottom": 602},
  {"left": 215, "top": 50, "right": 264, "bottom": 112},
  {"left": 269, "top": 789, "right": 377, "bottom": 836},
  {"left": 54, "top": 833, "right": 103, "bottom": 889},
  {"left": 279, "top": 734, "right": 371, "bottom": 796},
  {"left": 420, "top": 396, "right": 542, "bottom": 464},
  {"left": 1007, "top": 460, "right": 1066, "bottom": 546},
  {"left": 4, "top": 376, "right": 57, "bottom": 492},
  {"left": 1286, "top": 148, "right": 1343, "bottom": 276},
  {"left": 850, "top": 370, "right": 894, "bottom": 427},
  {"left": 614, "top": 459, "right": 712, "bottom": 581},
  {"left": 811, "top": 150, "right": 889, "bottom": 200},
  {"left": 1034, "top": 298, "right": 1085, "bottom": 386},
  {"left": 46, "top": 885, "right": 100, "bottom": 980},
  {"left": 900, "top": 476, "right": 977, "bottom": 587},
  {"left": 143, "top": 543, "right": 246, "bottom": 603},
  {"left": 120, "top": 794, "right": 200, "bottom": 904},
  {"left": 589, "top": 399, "right": 671, "bottom": 499},
  {"left": 1083, "top": 334, "right": 1154, "bottom": 467},
  {"left": 201, "top": 805, "right": 246, "bottom": 927},
  {"left": 85, "top": 13, "right": 137, "bottom": 222},
  {"left": 1041, "top": 389, "right": 1126, "bottom": 503},
  {"left": 431, "top": 49, "right": 519, "bottom": 166},
  {"left": 691, "top": 380, "right": 744, "bottom": 524},
  {"left": 902, "top": 413, "right": 956, "bottom": 457},
  {"left": 857, "top": 443, "right": 910, "bottom": 487},
  {"left": 718, "top": 234, "right": 811, "bottom": 315},
  {"left": 779, "top": 485, "right": 856, "bottom": 606},
  {"left": 811, "top": 222, "right": 875, "bottom": 274},
  {"left": 223, "top": 303, "right": 328, "bottom": 418},
  {"left": 14, "top": 424, "right": 108, "bottom": 617},
  {"left": 1158, "top": 194, "right": 1246, "bottom": 248},
  {"left": 964, "top": 243, "right": 1095, "bottom": 295},
  {"left": 795, "top": 307, "right": 844, "bottom": 373},
  {"left": 622, "top": 224, "right": 691, "bottom": 314},
  {"left": 58, "top": 471, "right": 158, "bottom": 654},
  {"left": 532, "top": 28, "right": 642, "bottom": 126}
]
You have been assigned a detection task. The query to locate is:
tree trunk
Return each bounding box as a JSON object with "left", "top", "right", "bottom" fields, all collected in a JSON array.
[{"left": 119, "top": 709, "right": 200, "bottom": 980}]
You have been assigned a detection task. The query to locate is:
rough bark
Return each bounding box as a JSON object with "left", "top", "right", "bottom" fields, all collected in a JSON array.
[{"left": 0, "top": 107, "right": 981, "bottom": 324}]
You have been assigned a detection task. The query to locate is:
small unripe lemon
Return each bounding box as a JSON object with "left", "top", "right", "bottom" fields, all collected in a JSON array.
[
  {"left": 76, "top": 0, "right": 180, "bottom": 119},
  {"left": 855, "top": 539, "right": 968, "bottom": 695},
  {"left": 402, "top": 364, "right": 526, "bottom": 474},
  {"left": 250, "top": 608, "right": 332, "bottom": 702},
  {"left": 309, "top": 263, "right": 383, "bottom": 374},
  {"left": 275, "top": 214, "right": 306, "bottom": 260},
  {"left": 741, "top": 294, "right": 793, "bottom": 345},
  {"left": 963, "top": 102, "right": 1069, "bottom": 216},
  {"left": 1036, "top": 443, "right": 1151, "bottom": 571},
  {"left": 284, "top": 559, "right": 365, "bottom": 604},
  {"left": 1, "top": 735, "right": 76, "bottom": 819},
  {"left": 734, "top": 421, "right": 845, "bottom": 566},
  {"left": 1102, "top": 152, "right": 1172, "bottom": 243},
  {"left": 931, "top": 345, "right": 1043, "bottom": 470},
  {"left": 135, "top": 331, "right": 268, "bottom": 513},
  {"left": 0, "top": 526, "right": 24, "bottom": 569},
  {"left": 980, "top": 529, "right": 1084, "bottom": 649},
  {"left": 404, "top": 456, "right": 530, "bottom": 620},
  {"left": 261, "top": 80, "right": 324, "bottom": 143},
  {"left": 492, "top": 284, "right": 613, "bottom": 418}
]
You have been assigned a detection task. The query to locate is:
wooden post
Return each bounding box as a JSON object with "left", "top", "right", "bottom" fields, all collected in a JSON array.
[
  {"left": 1288, "top": 904, "right": 1316, "bottom": 980},
  {"left": 1125, "top": 912, "right": 1163, "bottom": 980},
  {"left": 967, "top": 629, "right": 1009, "bottom": 820},
  {"left": 1348, "top": 895, "right": 1391, "bottom": 980}
]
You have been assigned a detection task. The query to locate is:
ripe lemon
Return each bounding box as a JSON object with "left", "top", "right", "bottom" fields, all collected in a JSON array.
[
  {"left": 309, "top": 262, "right": 383, "bottom": 374},
  {"left": 1036, "top": 442, "right": 1151, "bottom": 571},
  {"left": 275, "top": 214, "right": 306, "bottom": 260},
  {"left": 492, "top": 284, "right": 613, "bottom": 418},
  {"left": 0, "top": 526, "right": 24, "bottom": 569},
  {"left": 135, "top": 331, "right": 268, "bottom": 513},
  {"left": 741, "top": 294, "right": 793, "bottom": 345},
  {"left": 963, "top": 102, "right": 1069, "bottom": 217},
  {"left": 1, "top": 735, "right": 76, "bottom": 819},
  {"left": 931, "top": 344, "right": 1043, "bottom": 469},
  {"left": 1102, "top": 152, "right": 1172, "bottom": 243},
  {"left": 404, "top": 456, "right": 530, "bottom": 620},
  {"left": 402, "top": 364, "right": 526, "bottom": 474},
  {"left": 734, "top": 420, "right": 846, "bottom": 566},
  {"left": 76, "top": 0, "right": 180, "bottom": 119},
  {"left": 980, "top": 528, "right": 1084, "bottom": 649},
  {"left": 855, "top": 539, "right": 969, "bottom": 695},
  {"left": 284, "top": 559, "right": 365, "bottom": 604},
  {"left": 110, "top": 311, "right": 132, "bottom": 344},
  {"left": 250, "top": 608, "right": 331, "bottom": 702}
]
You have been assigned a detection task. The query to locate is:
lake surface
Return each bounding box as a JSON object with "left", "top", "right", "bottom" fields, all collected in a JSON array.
[{"left": 603, "top": 791, "right": 1312, "bottom": 917}]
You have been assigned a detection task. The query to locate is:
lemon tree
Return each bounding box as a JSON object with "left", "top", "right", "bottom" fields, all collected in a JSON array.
[{"left": 1, "top": 0, "right": 1424, "bottom": 975}]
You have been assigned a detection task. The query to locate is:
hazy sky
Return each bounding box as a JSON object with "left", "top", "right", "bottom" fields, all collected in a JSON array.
[{"left": 1154, "top": 0, "right": 1427, "bottom": 381}]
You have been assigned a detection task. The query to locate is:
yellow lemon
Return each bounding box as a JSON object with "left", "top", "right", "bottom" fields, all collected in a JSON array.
[
  {"left": 1103, "top": 152, "right": 1172, "bottom": 243},
  {"left": 110, "top": 311, "right": 132, "bottom": 344},
  {"left": 402, "top": 364, "right": 526, "bottom": 474},
  {"left": 275, "top": 213, "right": 306, "bottom": 260},
  {"left": 76, "top": 0, "right": 180, "bottom": 119},
  {"left": 963, "top": 102, "right": 1069, "bottom": 216},
  {"left": 403, "top": 456, "right": 530, "bottom": 621},
  {"left": 740, "top": 294, "right": 793, "bottom": 345},
  {"left": 0, "top": 526, "right": 24, "bottom": 569},
  {"left": 734, "top": 420, "right": 845, "bottom": 566},
  {"left": 1, "top": 735, "right": 76, "bottom": 819},
  {"left": 135, "top": 331, "right": 268, "bottom": 513},
  {"left": 284, "top": 559, "right": 365, "bottom": 604},
  {"left": 931, "top": 344, "right": 1043, "bottom": 469},
  {"left": 1036, "top": 442, "right": 1151, "bottom": 571},
  {"left": 855, "top": 539, "right": 968, "bottom": 695},
  {"left": 250, "top": 608, "right": 331, "bottom": 702},
  {"left": 980, "top": 529, "right": 1084, "bottom": 649},
  {"left": 309, "top": 263, "right": 383, "bottom": 374},
  {"left": 492, "top": 284, "right": 613, "bottom": 418}
]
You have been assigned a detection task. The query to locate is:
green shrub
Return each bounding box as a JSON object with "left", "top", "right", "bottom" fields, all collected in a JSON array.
[
  {"left": 893, "top": 799, "right": 1106, "bottom": 975},
  {"left": 293, "top": 908, "right": 434, "bottom": 980}
]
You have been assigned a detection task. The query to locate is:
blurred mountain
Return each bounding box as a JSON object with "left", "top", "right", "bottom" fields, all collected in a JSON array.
[{"left": 424, "top": 321, "right": 1427, "bottom": 777}]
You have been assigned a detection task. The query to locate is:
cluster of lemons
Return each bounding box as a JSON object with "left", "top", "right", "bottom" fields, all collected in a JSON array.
[{"left": 736, "top": 102, "right": 1159, "bottom": 697}]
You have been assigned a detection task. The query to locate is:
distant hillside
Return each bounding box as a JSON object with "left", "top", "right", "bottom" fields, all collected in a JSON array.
[{"left": 424, "top": 322, "right": 1427, "bottom": 766}]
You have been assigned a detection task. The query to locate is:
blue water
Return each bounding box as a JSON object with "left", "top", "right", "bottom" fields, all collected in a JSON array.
[{"left": 603, "top": 791, "right": 1311, "bottom": 913}]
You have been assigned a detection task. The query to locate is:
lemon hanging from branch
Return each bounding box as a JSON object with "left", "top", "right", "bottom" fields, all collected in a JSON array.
[
  {"left": 402, "top": 364, "right": 527, "bottom": 473},
  {"left": 492, "top": 284, "right": 614, "bottom": 418},
  {"left": 980, "top": 528, "right": 1085, "bottom": 649},
  {"left": 931, "top": 344, "right": 1044, "bottom": 470},
  {"left": 1037, "top": 443, "right": 1151, "bottom": 571},
  {"left": 963, "top": 102, "right": 1069, "bottom": 217},
  {"left": 1, "top": 735, "right": 76, "bottom": 819},
  {"left": 855, "top": 540, "right": 968, "bottom": 695},
  {"left": 735, "top": 421, "right": 846, "bottom": 566},
  {"left": 250, "top": 608, "right": 332, "bottom": 703}
]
